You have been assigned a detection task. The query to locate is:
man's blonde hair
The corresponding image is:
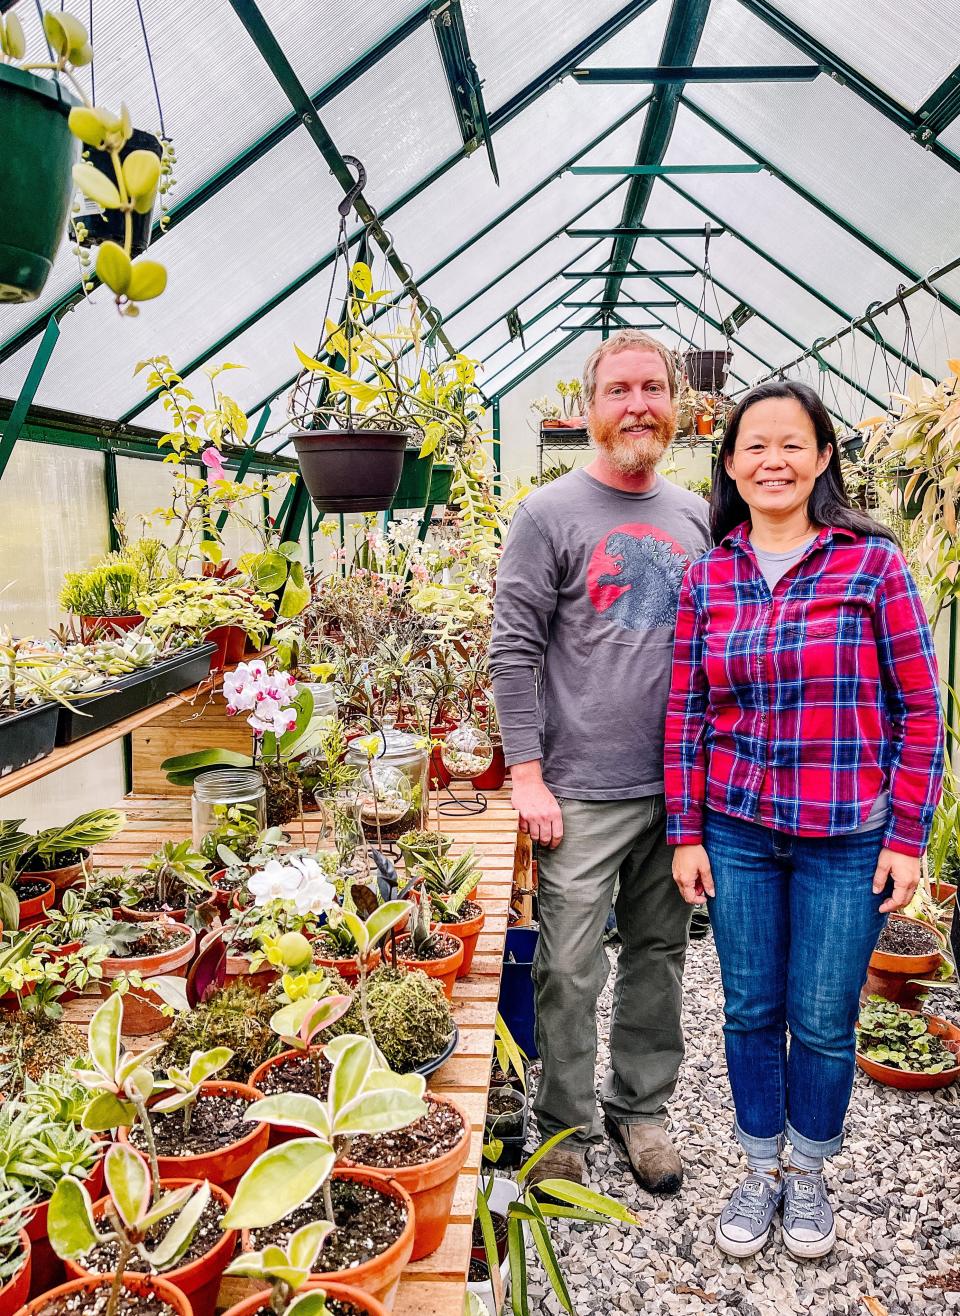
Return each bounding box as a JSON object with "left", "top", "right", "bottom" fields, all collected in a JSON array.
[{"left": 581, "top": 330, "right": 677, "bottom": 409}]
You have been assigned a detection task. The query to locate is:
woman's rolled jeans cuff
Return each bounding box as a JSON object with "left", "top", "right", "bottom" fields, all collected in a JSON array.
[
  {"left": 734, "top": 1120, "right": 784, "bottom": 1162},
  {"left": 786, "top": 1119, "right": 843, "bottom": 1160},
  {"left": 733, "top": 1120, "right": 843, "bottom": 1162}
]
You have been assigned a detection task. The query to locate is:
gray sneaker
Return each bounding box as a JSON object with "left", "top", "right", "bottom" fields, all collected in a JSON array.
[
  {"left": 782, "top": 1171, "right": 836, "bottom": 1258},
  {"left": 715, "top": 1173, "right": 783, "bottom": 1257}
]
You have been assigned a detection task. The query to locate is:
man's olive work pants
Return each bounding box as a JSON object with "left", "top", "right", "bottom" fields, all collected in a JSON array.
[{"left": 532, "top": 794, "right": 691, "bottom": 1147}]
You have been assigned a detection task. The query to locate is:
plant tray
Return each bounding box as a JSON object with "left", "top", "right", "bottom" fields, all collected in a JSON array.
[
  {"left": 412, "top": 1023, "right": 459, "bottom": 1079},
  {"left": 538, "top": 423, "right": 590, "bottom": 447},
  {"left": 54, "top": 643, "right": 216, "bottom": 745},
  {"left": 0, "top": 701, "right": 59, "bottom": 777}
]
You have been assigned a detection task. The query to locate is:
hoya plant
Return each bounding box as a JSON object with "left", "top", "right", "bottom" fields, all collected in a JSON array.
[
  {"left": 48, "top": 1144, "right": 210, "bottom": 1316},
  {"left": 224, "top": 1223, "right": 339, "bottom": 1316},
  {"left": 268, "top": 991, "right": 354, "bottom": 1094},
  {"left": 223, "top": 1034, "right": 426, "bottom": 1230},
  {"left": 149, "top": 1046, "right": 234, "bottom": 1137}
]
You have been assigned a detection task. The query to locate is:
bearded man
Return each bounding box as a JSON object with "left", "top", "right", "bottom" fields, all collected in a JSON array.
[{"left": 489, "top": 331, "right": 711, "bottom": 1194}]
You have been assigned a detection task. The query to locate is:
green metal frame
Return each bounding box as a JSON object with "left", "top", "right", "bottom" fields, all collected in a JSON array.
[
  {"left": 566, "top": 225, "right": 726, "bottom": 236},
  {"left": 483, "top": 315, "right": 597, "bottom": 394},
  {"left": 916, "top": 62, "right": 960, "bottom": 138},
  {"left": 489, "top": 322, "right": 599, "bottom": 400},
  {"left": 563, "top": 268, "right": 694, "bottom": 278},
  {"left": 570, "top": 64, "right": 819, "bottom": 83},
  {"left": 0, "top": 314, "right": 61, "bottom": 482},
  {"left": 571, "top": 163, "right": 762, "bottom": 174},
  {"left": 431, "top": 0, "right": 499, "bottom": 182},
  {"left": 738, "top": 0, "right": 960, "bottom": 173}
]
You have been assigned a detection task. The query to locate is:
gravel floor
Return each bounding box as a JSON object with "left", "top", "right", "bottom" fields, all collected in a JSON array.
[{"left": 509, "top": 931, "right": 960, "bottom": 1316}]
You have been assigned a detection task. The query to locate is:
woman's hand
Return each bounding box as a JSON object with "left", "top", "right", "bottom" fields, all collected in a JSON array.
[
  {"left": 672, "top": 844, "right": 715, "bottom": 904},
  {"left": 873, "top": 847, "right": 921, "bottom": 914}
]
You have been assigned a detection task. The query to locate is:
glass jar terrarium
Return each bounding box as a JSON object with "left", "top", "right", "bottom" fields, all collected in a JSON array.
[
  {"left": 441, "top": 720, "right": 494, "bottom": 779},
  {"left": 192, "top": 768, "right": 267, "bottom": 863},
  {"left": 344, "top": 717, "right": 428, "bottom": 841}
]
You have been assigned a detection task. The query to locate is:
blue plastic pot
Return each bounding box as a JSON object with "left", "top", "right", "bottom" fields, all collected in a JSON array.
[{"left": 498, "top": 926, "right": 539, "bottom": 1060}]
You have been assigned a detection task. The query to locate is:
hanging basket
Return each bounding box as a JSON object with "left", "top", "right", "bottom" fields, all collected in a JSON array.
[
  {"left": 76, "top": 129, "right": 163, "bottom": 258},
  {"left": 389, "top": 449, "right": 435, "bottom": 509},
  {"left": 0, "top": 66, "right": 78, "bottom": 303},
  {"left": 684, "top": 349, "right": 733, "bottom": 394},
  {"left": 292, "top": 427, "right": 409, "bottom": 513}
]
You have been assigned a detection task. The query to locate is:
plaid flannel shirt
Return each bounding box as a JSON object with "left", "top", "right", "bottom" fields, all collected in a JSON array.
[{"left": 664, "top": 523, "right": 944, "bottom": 857}]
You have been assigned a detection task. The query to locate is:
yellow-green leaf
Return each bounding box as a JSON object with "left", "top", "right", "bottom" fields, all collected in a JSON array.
[
  {"left": 68, "top": 106, "right": 108, "bottom": 149},
  {"left": 127, "top": 260, "right": 167, "bottom": 302},
  {"left": 123, "top": 150, "right": 161, "bottom": 205},
  {"left": 2, "top": 14, "right": 26, "bottom": 59},
  {"left": 96, "top": 241, "right": 132, "bottom": 295},
  {"left": 74, "top": 162, "right": 122, "bottom": 211}
]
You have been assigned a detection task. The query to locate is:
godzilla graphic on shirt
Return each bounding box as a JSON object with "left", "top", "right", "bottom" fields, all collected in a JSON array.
[{"left": 586, "top": 522, "right": 690, "bottom": 631}]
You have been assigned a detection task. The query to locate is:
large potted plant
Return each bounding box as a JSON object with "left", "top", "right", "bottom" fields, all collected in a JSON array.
[
  {"left": 855, "top": 996, "right": 960, "bottom": 1091},
  {"left": 59, "top": 537, "right": 176, "bottom": 641},
  {"left": 14, "top": 809, "right": 126, "bottom": 903}
]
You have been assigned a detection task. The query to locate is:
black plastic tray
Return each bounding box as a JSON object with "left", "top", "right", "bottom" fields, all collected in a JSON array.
[
  {"left": 54, "top": 642, "right": 217, "bottom": 745},
  {"left": 0, "top": 702, "right": 59, "bottom": 778}
]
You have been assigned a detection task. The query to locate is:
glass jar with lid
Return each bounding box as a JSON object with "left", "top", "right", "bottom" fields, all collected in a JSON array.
[
  {"left": 192, "top": 768, "right": 267, "bottom": 864},
  {"left": 344, "top": 716, "right": 428, "bottom": 841},
  {"left": 287, "top": 682, "right": 337, "bottom": 760}
]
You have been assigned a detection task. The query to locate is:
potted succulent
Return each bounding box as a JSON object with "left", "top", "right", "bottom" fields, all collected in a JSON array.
[
  {"left": 0, "top": 632, "right": 60, "bottom": 777},
  {"left": 120, "top": 841, "right": 215, "bottom": 928},
  {"left": 59, "top": 538, "right": 175, "bottom": 641},
  {"left": 222, "top": 1034, "right": 425, "bottom": 1307},
  {"left": 393, "top": 897, "right": 463, "bottom": 999},
  {"left": 856, "top": 996, "right": 960, "bottom": 1091},
  {"left": 414, "top": 846, "right": 484, "bottom": 977},
  {"left": 0, "top": 1184, "right": 32, "bottom": 1316}
]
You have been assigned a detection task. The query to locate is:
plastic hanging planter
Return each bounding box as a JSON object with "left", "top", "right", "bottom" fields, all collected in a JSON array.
[
  {"left": 76, "top": 128, "right": 162, "bottom": 257},
  {"left": 292, "top": 427, "right": 408, "bottom": 513},
  {"left": 389, "top": 449, "right": 435, "bottom": 509},
  {"left": 684, "top": 348, "right": 733, "bottom": 394},
  {"left": 0, "top": 66, "right": 78, "bottom": 302}
]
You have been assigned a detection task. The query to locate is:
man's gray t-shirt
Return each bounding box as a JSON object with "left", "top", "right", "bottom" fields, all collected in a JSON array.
[{"left": 489, "top": 469, "right": 711, "bottom": 800}]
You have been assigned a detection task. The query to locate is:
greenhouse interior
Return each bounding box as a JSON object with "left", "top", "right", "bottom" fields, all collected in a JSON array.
[{"left": 1, "top": 1, "right": 959, "bottom": 1314}]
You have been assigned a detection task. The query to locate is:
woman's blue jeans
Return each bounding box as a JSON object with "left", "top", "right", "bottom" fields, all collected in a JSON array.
[{"left": 704, "top": 810, "right": 888, "bottom": 1160}]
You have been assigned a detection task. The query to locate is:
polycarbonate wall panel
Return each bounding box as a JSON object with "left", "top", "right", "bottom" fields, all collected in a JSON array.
[
  {"left": 688, "top": 0, "right": 960, "bottom": 297},
  {"left": 0, "top": 444, "right": 109, "bottom": 635},
  {"left": 463, "top": 0, "right": 668, "bottom": 113},
  {"left": 766, "top": 1, "right": 959, "bottom": 113}
]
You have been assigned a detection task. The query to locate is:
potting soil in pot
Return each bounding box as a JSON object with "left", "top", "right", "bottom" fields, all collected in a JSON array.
[
  {"left": 348, "top": 1096, "right": 465, "bottom": 1168},
  {"left": 129, "top": 1093, "right": 253, "bottom": 1156},
  {"left": 109, "top": 925, "right": 190, "bottom": 960},
  {"left": 13, "top": 877, "right": 50, "bottom": 902},
  {"left": 249, "top": 1179, "right": 407, "bottom": 1271},
  {"left": 876, "top": 920, "right": 940, "bottom": 956},
  {"left": 76, "top": 1195, "right": 226, "bottom": 1272},
  {"left": 257, "top": 1051, "right": 333, "bottom": 1098},
  {"left": 0, "top": 1016, "right": 88, "bottom": 1086},
  {"left": 246, "top": 1303, "right": 367, "bottom": 1316},
  {"left": 395, "top": 932, "right": 461, "bottom": 962},
  {"left": 434, "top": 899, "right": 482, "bottom": 925},
  {"left": 29, "top": 1287, "right": 181, "bottom": 1316}
]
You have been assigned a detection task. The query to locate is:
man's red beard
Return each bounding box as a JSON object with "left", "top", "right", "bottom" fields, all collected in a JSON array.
[{"left": 588, "top": 408, "right": 676, "bottom": 475}]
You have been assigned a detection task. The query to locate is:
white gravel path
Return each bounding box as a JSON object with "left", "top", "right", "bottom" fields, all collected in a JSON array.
[{"left": 510, "top": 931, "right": 960, "bottom": 1316}]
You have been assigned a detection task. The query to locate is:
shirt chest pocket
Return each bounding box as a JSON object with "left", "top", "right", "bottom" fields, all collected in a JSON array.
[{"left": 778, "top": 592, "right": 872, "bottom": 642}]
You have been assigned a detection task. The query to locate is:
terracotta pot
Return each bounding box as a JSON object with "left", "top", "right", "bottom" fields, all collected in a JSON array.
[
  {"left": 25, "top": 1156, "right": 104, "bottom": 1300},
  {"left": 204, "top": 625, "right": 247, "bottom": 673},
  {"left": 98, "top": 924, "right": 196, "bottom": 1035},
  {"left": 17, "top": 1272, "right": 193, "bottom": 1316},
  {"left": 64, "top": 1180, "right": 236, "bottom": 1316},
  {"left": 241, "top": 1169, "right": 414, "bottom": 1309},
  {"left": 0, "top": 1230, "right": 30, "bottom": 1316},
  {"left": 471, "top": 746, "right": 505, "bottom": 792},
  {"left": 313, "top": 946, "right": 381, "bottom": 982},
  {"left": 437, "top": 903, "right": 485, "bottom": 978},
  {"left": 932, "top": 880, "right": 958, "bottom": 904},
  {"left": 694, "top": 410, "right": 714, "bottom": 436},
  {"left": 864, "top": 914, "right": 943, "bottom": 1006},
  {"left": 199, "top": 930, "right": 276, "bottom": 993},
  {"left": 247, "top": 1049, "right": 324, "bottom": 1146},
  {"left": 118, "top": 1081, "right": 268, "bottom": 1195},
  {"left": 220, "top": 1279, "right": 390, "bottom": 1316},
  {"left": 20, "top": 851, "right": 91, "bottom": 902},
  {"left": 856, "top": 1011, "right": 960, "bottom": 1091},
  {"left": 119, "top": 904, "right": 187, "bottom": 924},
  {"left": 429, "top": 745, "right": 451, "bottom": 788},
  {"left": 341, "top": 1092, "right": 471, "bottom": 1261},
  {"left": 14, "top": 876, "right": 55, "bottom": 928},
  {"left": 78, "top": 614, "right": 144, "bottom": 644},
  {"left": 207, "top": 869, "right": 234, "bottom": 917},
  {"left": 394, "top": 933, "right": 463, "bottom": 1000}
]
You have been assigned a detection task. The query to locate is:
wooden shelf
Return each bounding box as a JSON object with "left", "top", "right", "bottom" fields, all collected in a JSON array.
[{"left": 0, "top": 680, "right": 216, "bottom": 800}]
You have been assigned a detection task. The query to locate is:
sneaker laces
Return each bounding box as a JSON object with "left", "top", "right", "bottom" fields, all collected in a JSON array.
[
  {"left": 786, "top": 1175, "right": 827, "bottom": 1225},
  {"left": 731, "top": 1176, "right": 773, "bottom": 1225}
]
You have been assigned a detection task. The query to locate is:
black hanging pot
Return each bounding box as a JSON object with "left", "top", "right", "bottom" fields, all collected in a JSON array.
[
  {"left": 684, "top": 348, "right": 733, "bottom": 394},
  {"left": 292, "top": 426, "right": 409, "bottom": 513},
  {"left": 76, "top": 128, "right": 162, "bottom": 258}
]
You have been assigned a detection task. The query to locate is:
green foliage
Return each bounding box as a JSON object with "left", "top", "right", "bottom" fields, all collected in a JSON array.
[
  {"left": 325, "top": 965, "right": 453, "bottom": 1072},
  {"left": 18, "top": 809, "right": 126, "bottom": 871},
  {"left": 140, "top": 577, "right": 272, "bottom": 645},
  {"left": 298, "top": 721, "right": 359, "bottom": 800},
  {"left": 0, "top": 1101, "right": 99, "bottom": 1197},
  {"left": 135, "top": 840, "right": 214, "bottom": 911},
  {"left": 59, "top": 540, "right": 176, "bottom": 616},
  {"left": 158, "top": 982, "right": 278, "bottom": 1082},
  {"left": 0, "top": 1182, "right": 32, "bottom": 1283},
  {"left": 416, "top": 845, "right": 482, "bottom": 919},
  {"left": 857, "top": 997, "right": 959, "bottom": 1074}
]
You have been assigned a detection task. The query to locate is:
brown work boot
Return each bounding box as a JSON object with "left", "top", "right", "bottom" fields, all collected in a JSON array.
[
  {"left": 604, "top": 1115, "right": 683, "bottom": 1195},
  {"left": 525, "top": 1142, "right": 586, "bottom": 1202}
]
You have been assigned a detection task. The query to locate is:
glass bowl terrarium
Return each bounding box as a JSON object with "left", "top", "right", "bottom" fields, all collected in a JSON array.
[
  {"left": 344, "top": 717, "right": 428, "bottom": 841},
  {"left": 440, "top": 720, "right": 494, "bottom": 779},
  {"left": 349, "top": 762, "right": 412, "bottom": 839}
]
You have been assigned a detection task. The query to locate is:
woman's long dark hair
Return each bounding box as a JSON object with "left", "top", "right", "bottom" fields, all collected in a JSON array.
[{"left": 709, "top": 380, "right": 899, "bottom": 547}]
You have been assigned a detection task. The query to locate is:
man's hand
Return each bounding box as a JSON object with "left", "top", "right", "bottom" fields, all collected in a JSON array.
[
  {"left": 672, "top": 844, "right": 715, "bottom": 904},
  {"left": 873, "top": 847, "right": 921, "bottom": 914},
  {"left": 510, "top": 760, "right": 563, "bottom": 848}
]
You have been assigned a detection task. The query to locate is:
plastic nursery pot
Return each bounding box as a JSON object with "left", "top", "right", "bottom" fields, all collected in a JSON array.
[
  {"left": 241, "top": 1169, "right": 415, "bottom": 1309},
  {"left": 199, "top": 929, "right": 277, "bottom": 994},
  {"left": 394, "top": 933, "right": 464, "bottom": 1000},
  {"left": 204, "top": 625, "right": 248, "bottom": 673},
  {"left": 0, "top": 702, "right": 59, "bottom": 778},
  {"left": 75, "top": 129, "right": 162, "bottom": 258},
  {"left": 388, "top": 449, "right": 435, "bottom": 510},
  {"left": 97, "top": 923, "right": 197, "bottom": 1035},
  {"left": 64, "top": 1179, "right": 236, "bottom": 1316},
  {"left": 856, "top": 1011, "right": 960, "bottom": 1092},
  {"left": 25, "top": 1155, "right": 104, "bottom": 1301},
  {"left": 471, "top": 746, "right": 506, "bottom": 792},
  {"left": 13, "top": 876, "right": 56, "bottom": 928},
  {"left": 20, "top": 851, "right": 91, "bottom": 902},
  {"left": 0, "top": 1229, "right": 31, "bottom": 1316},
  {"left": 437, "top": 903, "right": 486, "bottom": 978},
  {"left": 498, "top": 925, "right": 539, "bottom": 1061},
  {"left": 77, "top": 614, "right": 145, "bottom": 644},
  {"left": 17, "top": 1272, "right": 194, "bottom": 1316},
  {"left": 341, "top": 1092, "right": 472, "bottom": 1262},
  {"left": 219, "top": 1279, "right": 391, "bottom": 1316},
  {"left": 863, "top": 914, "right": 944, "bottom": 1006},
  {"left": 684, "top": 348, "right": 732, "bottom": 393},
  {"left": 118, "top": 1081, "right": 269, "bottom": 1196},
  {"left": 291, "top": 428, "right": 408, "bottom": 514},
  {"left": 0, "top": 65, "right": 78, "bottom": 303}
]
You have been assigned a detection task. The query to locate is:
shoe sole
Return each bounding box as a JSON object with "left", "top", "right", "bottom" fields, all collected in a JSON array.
[
  {"left": 603, "top": 1114, "right": 683, "bottom": 1195},
  {"left": 714, "top": 1217, "right": 771, "bottom": 1258},
  {"left": 782, "top": 1224, "right": 836, "bottom": 1259}
]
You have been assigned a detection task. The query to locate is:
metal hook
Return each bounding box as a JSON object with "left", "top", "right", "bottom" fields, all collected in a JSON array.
[{"left": 338, "top": 155, "right": 367, "bottom": 219}]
